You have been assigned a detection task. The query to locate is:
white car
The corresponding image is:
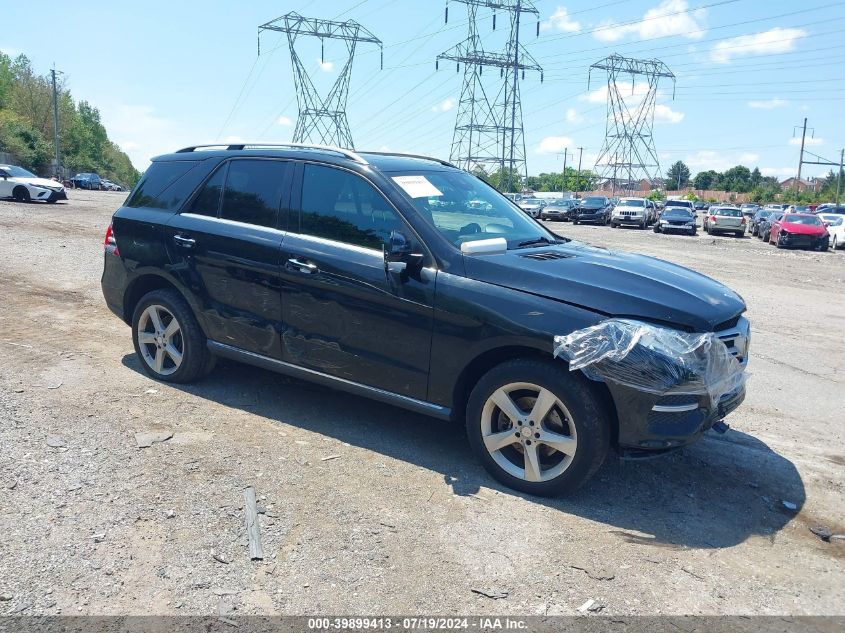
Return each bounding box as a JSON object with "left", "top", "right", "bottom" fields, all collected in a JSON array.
[
  {"left": 818, "top": 213, "right": 845, "bottom": 250},
  {"left": 610, "top": 197, "right": 650, "bottom": 229},
  {"left": 0, "top": 164, "right": 68, "bottom": 203},
  {"left": 518, "top": 197, "right": 546, "bottom": 219}
]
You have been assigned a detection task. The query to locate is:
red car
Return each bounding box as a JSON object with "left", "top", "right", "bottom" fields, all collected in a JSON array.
[{"left": 769, "top": 213, "right": 830, "bottom": 251}]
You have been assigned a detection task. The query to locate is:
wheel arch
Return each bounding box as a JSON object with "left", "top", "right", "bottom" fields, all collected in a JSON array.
[
  {"left": 123, "top": 272, "right": 208, "bottom": 336},
  {"left": 450, "top": 345, "right": 619, "bottom": 446}
]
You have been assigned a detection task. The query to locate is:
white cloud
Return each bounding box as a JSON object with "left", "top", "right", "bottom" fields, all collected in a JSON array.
[
  {"left": 710, "top": 27, "right": 806, "bottom": 64},
  {"left": 788, "top": 136, "right": 824, "bottom": 146},
  {"left": 541, "top": 7, "right": 580, "bottom": 33},
  {"left": 431, "top": 97, "right": 457, "bottom": 113},
  {"left": 277, "top": 115, "right": 293, "bottom": 127},
  {"left": 318, "top": 59, "right": 334, "bottom": 72},
  {"left": 654, "top": 104, "right": 684, "bottom": 124},
  {"left": 0, "top": 46, "right": 21, "bottom": 57},
  {"left": 565, "top": 108, "right": 583, "bottom": 123},
  {"left": 748, "top": 98, "right": 788, "bottom": 109},
  {"left": 594, "top": 0, "right": 706, "bottom": 43},
  {"left": 761, "top": 166, "right": 798, "bottom": 179},
  {"left": 537, "top": 136, "right": 574, "bottom": 154},
  {"left": 739, "top": 153, "right": 760, "bottom": 164}
]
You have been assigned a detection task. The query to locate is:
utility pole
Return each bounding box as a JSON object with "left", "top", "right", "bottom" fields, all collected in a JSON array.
[
  {"left": 50, "top": 66, "right": 62, "bottom": 178},
  {"left": 557, "top": 149, "right": 571, "bottom": 195},
  {"left": 677, "top": 167, "right": 682, "bottom": 192},
  {"left": 576, "top": 147, "right": 584, "bottom": 193},
  {"left": 837, "top": 149, "right": 844, "bottom": 205},
  {"left": 795, "top": 117, "right": 808, "bottom": 195}
]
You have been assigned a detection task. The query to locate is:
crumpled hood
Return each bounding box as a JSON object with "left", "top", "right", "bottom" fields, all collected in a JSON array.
[
  {"left": 781, "top": 221, "right": 826, "bottom": 236},
  {"left": 463, "top": 242, "right": 745, "bottom": 332}
]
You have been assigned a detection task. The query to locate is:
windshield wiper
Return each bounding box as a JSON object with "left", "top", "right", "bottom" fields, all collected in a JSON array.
[{"left": 516, "top": 236, "right": 563, "bottom": 248}]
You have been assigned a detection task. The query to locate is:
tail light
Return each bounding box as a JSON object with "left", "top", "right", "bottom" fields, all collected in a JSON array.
[
  {"left": 741, "top": 217, "right": 747, "bottom": 225},
  {"left": 710, "top": 215, "right": 717, "bottom": 223},
  {"left": 104, "top": 223, "right": 119, "bottom": 256}
]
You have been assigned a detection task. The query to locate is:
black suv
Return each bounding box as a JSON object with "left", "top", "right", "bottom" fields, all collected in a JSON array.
[
  {"left": 572, "top": 196, "right": 612, "bottom": 225},
  {"left": 102, "top": 144, "right": 749, "bottom": 496}
]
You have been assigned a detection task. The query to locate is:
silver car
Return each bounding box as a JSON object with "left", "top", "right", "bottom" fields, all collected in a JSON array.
[{"left": 704, "top": 206, "right": 746, "bottom": 237}]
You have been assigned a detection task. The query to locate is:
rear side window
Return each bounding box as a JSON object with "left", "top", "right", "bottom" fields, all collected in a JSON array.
[
  {"left": 220, "top": 160, "right": 288, "bottom": 228},
  {"left": 126, "top": 160, "right": 200, "bottom": 210},
  {"left": 298, "top": 163, "right": 403, "bottom": 250},
  {"left": 187, "top": 164, "right": 226, "bottom": 217}
]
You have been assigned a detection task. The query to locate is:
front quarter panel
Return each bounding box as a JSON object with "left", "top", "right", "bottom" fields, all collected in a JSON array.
[{"left": 428, "top": 270, "right": 604, "bottom": 407}]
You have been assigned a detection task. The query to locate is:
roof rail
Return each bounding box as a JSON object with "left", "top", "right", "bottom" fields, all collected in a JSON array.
[
  {"left": 174, "top": 142, "right": 369, "bottom": 165},
  {"left": 360, "top": 151, "right": 458, "bottom": 169}
]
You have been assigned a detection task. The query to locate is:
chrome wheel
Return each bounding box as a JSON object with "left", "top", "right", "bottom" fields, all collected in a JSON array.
[
  {"left": 480, "top": 382, "right": 578, "bottom": 483},
  {"left": 833, "top": 236, "right": 838, "bottom": 250},
  {"left": 137, "top": 304, "right": 183, "bottom": 376}
]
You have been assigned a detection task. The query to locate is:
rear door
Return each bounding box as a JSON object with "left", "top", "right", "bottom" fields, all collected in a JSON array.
[
  {"left": 279, "top": 162, "right": 435, "bottom": 399},
  {"left": 165, "top": 158, "right": 293, "bottom": 358},
  {"left": 0, "top": 168, "right": 12, "bottom": 197}
]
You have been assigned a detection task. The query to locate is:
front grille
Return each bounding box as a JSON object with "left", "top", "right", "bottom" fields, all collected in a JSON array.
[
  {"left": 715, "top": 316, "right": 750, "bottom": 365},
  {"left": 714, "top": 315, "right": 741, "bottom": 331}
]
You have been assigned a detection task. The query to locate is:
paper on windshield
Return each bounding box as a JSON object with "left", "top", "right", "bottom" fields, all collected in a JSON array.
[{"left": 391, "top": 175, "right": 443, "bottom": 199}]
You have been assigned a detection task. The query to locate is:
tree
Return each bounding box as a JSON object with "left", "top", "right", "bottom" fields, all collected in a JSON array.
[
  {"left": 693, "top": 170, "right": 718, "bottom": 190},
  {"left": 721, "top": 165, "right": 752, "bottom": 193},
  {"left": 666, "top": 161, "right": 690, "bottom": 189}
]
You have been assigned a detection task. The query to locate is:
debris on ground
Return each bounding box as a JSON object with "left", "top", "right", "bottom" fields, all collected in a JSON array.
[
  {"left": 570, "top": 564, "right": 615, "bottom": 581},
  {"left": 134, "top": 431, "right": 173, "bottom": 449},
  {"left": 320, "top": 455, "right": 342, "bottom": 461},
  {"left": 782, "top": 500, "right": 798, "bottom": 512},
  {"left": 45, "top": 435, "right": 67, "bottom": 448},
  {"left": 0, "top": 594, "right": 12, "bottom": 602},
  {"left": 243, "top": 487, "right": 264, "bottom": 561},
  {"left": 577, "top": 599, "right": 604, "bottom": 613},
  {"left": 164, "top": 510, "right": 176, "bottom": 519},
  {"left": 212, "top": 552, "right": 230, "bottom": 565},
  {"left": 471, "top": 588, "right": 509, "bottom": 600}
]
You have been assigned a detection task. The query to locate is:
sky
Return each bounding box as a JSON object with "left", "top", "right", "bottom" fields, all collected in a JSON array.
[{"left": 2, "top": 0, "right": 842, "bottom": 182}]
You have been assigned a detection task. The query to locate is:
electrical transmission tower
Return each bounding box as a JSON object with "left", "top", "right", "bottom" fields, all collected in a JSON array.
[
  {"left": 437, "top": 1, "right": 543, "bottom": 191},
  {"left": 259, "top": 12, "right": 382, "bottom": 149},
  {"left": 589, "top": 54, "right": 675, "bottom": 195}
]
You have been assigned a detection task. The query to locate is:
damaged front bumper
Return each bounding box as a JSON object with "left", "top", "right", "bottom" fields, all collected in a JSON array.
[{"left": 554, "top": 317, "right": 749, "bottom": 455}]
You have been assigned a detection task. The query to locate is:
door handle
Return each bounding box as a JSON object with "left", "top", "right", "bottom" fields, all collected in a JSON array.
[
  {"left": 173, "top": 235, "right": 196, "bottom": 248},
  {"left": 287, "top": 258, "right": 318, "bottom": 274}
]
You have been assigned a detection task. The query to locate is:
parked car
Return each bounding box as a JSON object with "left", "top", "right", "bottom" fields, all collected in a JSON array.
[
  {"left": 571, "top": 196, "right": 612, "bottom": 225},
  {"left": 653, "top": 207, "right": 697, "bottom": 235},
  {"left": 518, "top": 197, "right": 546, "bottom": 219},
  {"left": 664, "top": 199, "right": 695, "bottom": 214},
  {"left": 758, "top": 213, "right": 782, "bottom": 241},
  {"left": 768, "top": 213, "right": 829, "bottom": 251},
  {"left": 101, "top": 179, "right": 126, "bottom": 192},
  {"left": 818, "top": 205, "right": 845, "bottom": 215},
  {"left": 703, "top": 207, "right": 746, "bottom": 237},
  {"left": 610, "top": 197, "right": 650, "bottom": 229},
  {"left": 693, "top": 201, "right": 708, "bottom": 211},
  {"left": 749, "top": 209, "right": 772, "bottom": 236},
  {"left": 540, "top": 199, "right": 576, "bottom": 222},
  {"left": 818, "top": 213, "right": 845, "bottom": 250},
  {"left": 740, "top": 203, "right": 759, "bottom": 219},
  {"left": 100, "top": 143, "right": 749, "bottom": 496},
  {"left": 0, "top": 164, "right": 68, "bottom": 203},
  {"left": 71, "top": 173, "right": 103, "bottom": 190}
]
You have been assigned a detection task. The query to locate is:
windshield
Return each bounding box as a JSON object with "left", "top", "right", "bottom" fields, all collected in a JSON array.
[
  {"left": 393, "top": 170, "right": 560, "bottom": 249},
  {"left": 663, "top": 209, "right": 693, "bottom": 219},
  {"left": 5, "top": 166, "right": 37, "bottom": 178},
  {"left": 820, "top": 215, "right": 843, "bottom": 226},
  {"left": 713, "top": 208, "right": 742, "bottom": 217},
  {"left": 666, "top": 200, "right": 692, "bottom": 208},
  {"left": 583, "top": 197, "right": 606, "bottom": 205},
  {"left": 619, "top": 199, "right": 645, "bottom": 207},
  {"left": 784, "top": 214, "right": 822, "bottom": 226}
]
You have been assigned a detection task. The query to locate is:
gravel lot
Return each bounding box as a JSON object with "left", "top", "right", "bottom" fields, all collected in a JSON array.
[{"left": 0, "top": 190, "right": 843, "bottom": 617}]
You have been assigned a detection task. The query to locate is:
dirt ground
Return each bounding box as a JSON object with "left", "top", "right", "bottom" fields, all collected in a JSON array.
[{"left": 0, "top": 190, "right": 843, "bottom": 617}]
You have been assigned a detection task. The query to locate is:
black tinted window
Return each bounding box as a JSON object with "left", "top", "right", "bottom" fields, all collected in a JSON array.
[
  {"left": 220, "top": 160, "right": 287, "bottom": 228},
  {"left": 299, "top": 164, "right": 402, "bottom": 249},
  {"left": 187, "top": 164, "right": 226, "bottom": 217},
  {"left": 126, "top": 160, "right": 199, "bottom": 210}
]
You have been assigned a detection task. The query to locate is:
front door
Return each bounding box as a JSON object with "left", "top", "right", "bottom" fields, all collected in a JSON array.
[
  {"left": 165, "top": 158, "right": 293, "bottom": 358},
  {"left": 0, "top": 169, "right": 13, "bottom": 198},
  {"left": 279, "top": 162, "right": 435, "bottom": 400}
]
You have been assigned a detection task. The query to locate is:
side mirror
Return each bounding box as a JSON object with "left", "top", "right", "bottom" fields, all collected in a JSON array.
[{"left": 384, "top": 230, "right": 423, "bottom": 275}]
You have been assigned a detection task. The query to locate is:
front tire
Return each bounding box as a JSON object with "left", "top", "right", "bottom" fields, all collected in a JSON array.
[
  {"left": 131, "top": 289, "right": 213, "bottom": 383},
  {"left": 466, "top": 359, "right": 610, "bottom": 496}
]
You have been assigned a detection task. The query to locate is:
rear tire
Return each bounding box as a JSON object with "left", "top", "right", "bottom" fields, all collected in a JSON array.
[
  {"left": 832, "top": 236, "right": 838, "bottom": 250},
  {"left": 13, "top": 186, "right": 31, "bottom": 203},
  {"left": 131, "top": 289, "right": 213, "bottom": 384},
  {"left": 653, "top": 225, "right": 661, "bottom": 233},
  {"left": 466, "top": 358, "right": 610, "bottom": 496}
]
